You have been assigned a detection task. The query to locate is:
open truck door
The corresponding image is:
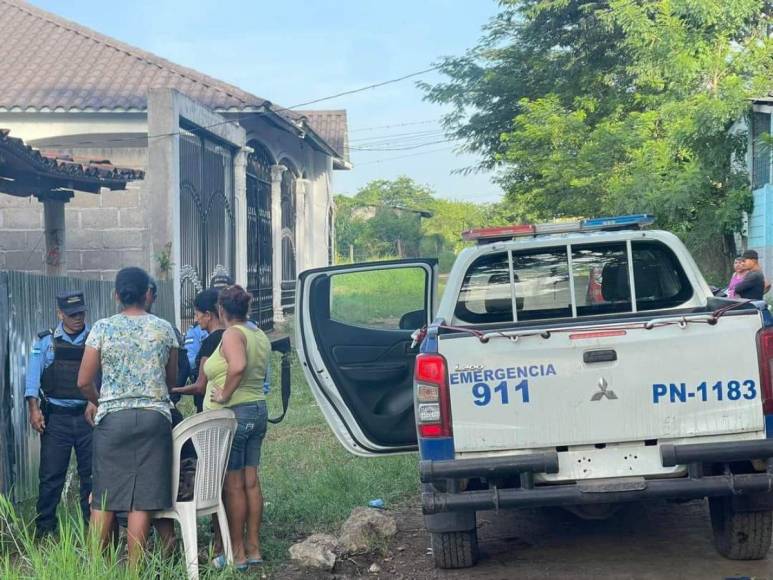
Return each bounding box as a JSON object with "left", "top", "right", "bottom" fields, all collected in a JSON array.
[{"left": 296, "top": 259, "right": 438, "bottom": 456}]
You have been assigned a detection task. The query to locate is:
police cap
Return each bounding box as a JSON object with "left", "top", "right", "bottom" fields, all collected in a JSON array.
[
  {"left": 210, "top": 274, "right": 234, "bottom": 290},
  {"left": 56, "top": 291, "right": 87, "bottom": 315}
]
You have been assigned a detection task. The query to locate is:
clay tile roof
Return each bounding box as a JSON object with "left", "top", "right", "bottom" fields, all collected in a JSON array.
[
  {"left": 0, "top": 128, "right": 143, "bottom": 193},
  {"left": 0, "top": 0, "right": 269, "bottom": 112},
  {"left": 299, "top": 110, "right": 349, "bottom": 163}
]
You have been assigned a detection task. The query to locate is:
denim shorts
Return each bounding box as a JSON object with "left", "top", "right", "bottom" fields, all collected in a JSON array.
[{"left": 227, "top": 400, "right": 268, "bottom": 471}]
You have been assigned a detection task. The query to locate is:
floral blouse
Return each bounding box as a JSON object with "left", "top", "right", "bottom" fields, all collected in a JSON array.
[{"left": 86, "top": 313, "right": 179, "bottom": 424}]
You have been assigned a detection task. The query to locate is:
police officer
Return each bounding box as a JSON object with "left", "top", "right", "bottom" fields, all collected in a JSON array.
[{"left": 25, "top": 291, "right": 93, "bottom": 535}]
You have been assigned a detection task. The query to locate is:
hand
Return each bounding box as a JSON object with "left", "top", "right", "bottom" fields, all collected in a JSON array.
[
  {"left": 84, "top": 402, "right": 97, "bottom": 427},
  {"left": 210, "top": 388, "right": 229, "bottom": 404},
  {"left": 29, "top": 409, "right": 45, "bottom": 434},
  {"left": 172, "top": 384, "right": 204, "bottom": 396}
]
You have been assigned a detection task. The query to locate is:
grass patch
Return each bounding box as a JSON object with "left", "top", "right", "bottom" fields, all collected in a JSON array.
[
  {"left": 2, "top": 345, "right": 420, "bottom": 576},
  {"left": 259, "top": 351, "right": 419, "bottom": 558}
]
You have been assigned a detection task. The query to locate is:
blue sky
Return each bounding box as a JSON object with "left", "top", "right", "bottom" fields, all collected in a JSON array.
[{"left": 33, "top": 0, "right": 503, "bottom": 202}]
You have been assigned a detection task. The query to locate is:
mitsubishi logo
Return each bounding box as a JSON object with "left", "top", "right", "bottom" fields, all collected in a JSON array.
[{"left": 591, "top": 377, "right": 618, "bottom": 401}]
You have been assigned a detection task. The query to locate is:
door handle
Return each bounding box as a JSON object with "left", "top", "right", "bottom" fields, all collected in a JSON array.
[{"left": 583, "top": 350, "right": 617, "bottom": 363}]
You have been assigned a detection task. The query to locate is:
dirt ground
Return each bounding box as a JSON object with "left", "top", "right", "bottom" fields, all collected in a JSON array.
[{"left": 275, "top": 498, "right": 773, "bottom": 580}]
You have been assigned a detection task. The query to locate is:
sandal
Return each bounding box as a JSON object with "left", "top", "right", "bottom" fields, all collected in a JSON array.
[{"left": 211, "top": 554, "right": 248, "bottom": 572}]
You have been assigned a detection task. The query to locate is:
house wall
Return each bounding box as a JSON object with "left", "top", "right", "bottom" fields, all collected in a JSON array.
[
  {"left": 747, "top": 104, "right": 773, "bottom": 278},
  {"left": 0, "top": 140, "right": 151, "bottom": 280},
  {"left": 0, "top": 103, "right": 337, "bottom": 315}
]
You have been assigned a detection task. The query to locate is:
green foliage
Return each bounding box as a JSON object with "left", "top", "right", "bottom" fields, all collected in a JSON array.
[
  {"left": 424, "top": 0, "right": 773, "bottom": 278},
  {"left": 336, "top": 176, "right": 503, "bottom": 266}
]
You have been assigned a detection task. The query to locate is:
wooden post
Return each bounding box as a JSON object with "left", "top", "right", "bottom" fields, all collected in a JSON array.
[
  {"left": 43, "top": 199, "right": 66, "bottom": 276},
  {"left": 349, "top": 244, "right": 354, "bottom": 263}
]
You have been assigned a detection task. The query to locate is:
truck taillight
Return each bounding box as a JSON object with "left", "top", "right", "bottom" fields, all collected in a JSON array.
[
  {"left": 756, "top": 328, "right": 773, "bottom": 414},
  {"left": 414, "top": 353, "right": 452, "bottom": 438}
]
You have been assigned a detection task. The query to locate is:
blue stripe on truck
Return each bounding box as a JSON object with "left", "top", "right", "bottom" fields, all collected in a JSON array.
[
  {"left": 419, "top": 437, "right": 455, "bottom": 460},
  {"left": 766, "top": 415, "right": 773, "bottom": 438}
]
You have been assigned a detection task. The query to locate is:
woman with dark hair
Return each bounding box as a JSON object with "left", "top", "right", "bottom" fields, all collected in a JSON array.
[
  {"left": 77, "top": 267, "right": 179, "bottom": 568},
  {"left": 205, "top": 285, "right": 270, "bottom": 570},
  {"left": 172, "top": 288, "right": 225, "bottom": 402}
]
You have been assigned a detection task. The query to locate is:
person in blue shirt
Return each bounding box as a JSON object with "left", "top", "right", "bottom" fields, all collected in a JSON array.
[{"left": 25, "top": 291, "right": 93, "bottom": 535}]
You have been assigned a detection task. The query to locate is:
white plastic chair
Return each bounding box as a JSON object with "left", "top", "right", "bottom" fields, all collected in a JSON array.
[{"left": 152, "top": 409, "right": 237, "bottom": 580}]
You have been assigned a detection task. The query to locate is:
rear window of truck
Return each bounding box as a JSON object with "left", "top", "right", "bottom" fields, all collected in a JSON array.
[{"left": 454, "top": 241, "right": 693, "bottom": 325}]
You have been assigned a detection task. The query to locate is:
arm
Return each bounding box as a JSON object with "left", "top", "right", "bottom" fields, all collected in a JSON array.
[
  {"left": 173, "top": 356, "right": 208, "bottom": 395},
  {"left": 25, "top": 337, "right": 47, "bottom": 433},
  {"left": 211, "top": 329, "right": 247, "bottom": 404},
  {"left": 165, "top": 348, "right": 179, "bottom": 393},
  {"left": 77, "top": 346, "right": 101, "bottom": 406}
]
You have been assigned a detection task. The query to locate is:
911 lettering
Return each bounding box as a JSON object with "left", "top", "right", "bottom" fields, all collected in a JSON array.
[
  {"left": 472, "top": 379, "right": 530, "bottom": 406},
  {"left": 652, "top": 380, "right": 757, "bottom": 403}
]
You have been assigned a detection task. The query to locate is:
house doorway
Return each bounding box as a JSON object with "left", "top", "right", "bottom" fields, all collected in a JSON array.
[{"left": 246, "top": 141, "right": 274, "bottom": 331}]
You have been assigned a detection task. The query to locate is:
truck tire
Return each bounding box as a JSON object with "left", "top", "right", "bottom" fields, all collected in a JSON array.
[
  {"left": 431, "top": 529, "right": 478, "bottom": 569},
  {"left": 709, "top": 497, "right": 773, "bottom": 560}
]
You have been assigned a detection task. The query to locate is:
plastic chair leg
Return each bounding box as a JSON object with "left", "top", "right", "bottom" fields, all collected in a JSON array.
[
  {"left": 217, "top": 501, "right": 234, "bottom": 565},
  {"left": 177, "top": 506, "right": 200, "bottom": 580}
]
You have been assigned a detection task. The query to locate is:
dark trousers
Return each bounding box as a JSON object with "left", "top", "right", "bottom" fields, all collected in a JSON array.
[{"left": 36, "top": 410, "right": 93, "bottom": 532}]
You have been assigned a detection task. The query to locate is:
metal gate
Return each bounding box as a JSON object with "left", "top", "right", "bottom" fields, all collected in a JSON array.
[
  {"left": 179, "top": 126, "right": 235, "bottom": 328},
  {"left": 280, "top": 167, "right": 297, "bottom": 312},
  {"left": 246, "top": 144, "right": 274, "bottom": 330}
]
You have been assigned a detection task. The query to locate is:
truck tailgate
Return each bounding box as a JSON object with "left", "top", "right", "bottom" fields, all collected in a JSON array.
[{"left": 440, "top": 314, "right": 765, "bottom": 454}]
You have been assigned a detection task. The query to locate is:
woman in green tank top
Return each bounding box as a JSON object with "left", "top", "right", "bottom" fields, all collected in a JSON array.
[{"left": 206, "top": 285, "right": 271, "bottom": 570}]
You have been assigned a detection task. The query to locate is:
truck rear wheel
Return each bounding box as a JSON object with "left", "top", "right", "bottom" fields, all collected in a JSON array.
[
  {"left": 709, "top": 497, "right": 773, "bottom": 560},
  {"left": 431, "top": 529, "right": 479, "bottom": 569}
]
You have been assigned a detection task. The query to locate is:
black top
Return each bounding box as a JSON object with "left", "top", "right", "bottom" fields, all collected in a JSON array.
[
  {"left": 195, "top": 329, "right": 224, "bottom": 374},
  {"left": 735, "top": 270, "right": 765, "bottom": 300}
]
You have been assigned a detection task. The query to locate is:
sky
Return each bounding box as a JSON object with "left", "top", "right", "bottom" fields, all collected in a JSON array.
[{"left": 32, "top": 0, "right": 503, "bottom": 203}]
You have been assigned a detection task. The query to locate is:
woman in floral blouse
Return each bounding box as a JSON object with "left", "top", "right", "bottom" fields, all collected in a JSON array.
[{"left": 77, "top": 267, "right": 178, "bottom": 568}]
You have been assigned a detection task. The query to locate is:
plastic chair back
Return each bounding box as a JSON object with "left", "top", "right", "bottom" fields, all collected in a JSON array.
[{"left": 171, "top": 409, "right": 237, "bottom": 511}]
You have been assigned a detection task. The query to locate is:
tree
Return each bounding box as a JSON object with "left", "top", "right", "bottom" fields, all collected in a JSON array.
[{"left": 424, "top": 0, "right": 773, "bottom": 278}]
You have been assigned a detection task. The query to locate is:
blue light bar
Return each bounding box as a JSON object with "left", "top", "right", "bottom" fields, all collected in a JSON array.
[{"left": 580, "top": 214, "right": 655, "bottom": 230}]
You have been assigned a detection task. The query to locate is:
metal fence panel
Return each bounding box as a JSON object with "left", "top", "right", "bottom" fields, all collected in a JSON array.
[{"left": 0, "top": 271, "right": 175, "bottom": 502}]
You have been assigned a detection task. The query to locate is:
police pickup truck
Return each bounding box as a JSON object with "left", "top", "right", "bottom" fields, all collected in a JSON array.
[{"left": 296, "top": 214, "right": 773, "bottom": 568}]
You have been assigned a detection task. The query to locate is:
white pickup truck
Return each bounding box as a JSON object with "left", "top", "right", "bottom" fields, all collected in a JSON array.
[{"left": 296, "top": 214, "right": 773, "bottom": 569}]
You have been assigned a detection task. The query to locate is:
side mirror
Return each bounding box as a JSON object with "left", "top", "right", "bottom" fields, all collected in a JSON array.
[{"left": 399, "top": 309, "right": 427, "bottom": 330}]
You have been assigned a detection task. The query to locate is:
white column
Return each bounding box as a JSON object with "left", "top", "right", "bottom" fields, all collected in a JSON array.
[
  {"left": 295, "top": 179, "right": 309, "bottom": 272},
  {"left": 233, "top": 148, "right": 248, "bottom": 286},
  {"left": 270, "top": 164, "right": 286, "bottom": 323}
]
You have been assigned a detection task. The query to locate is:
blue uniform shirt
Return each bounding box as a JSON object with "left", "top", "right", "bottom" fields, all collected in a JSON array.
[
  {"left": 183, "top": 323, "right": 208, "bottom": 372},
  {"left": 25, "top": 323, "right": 90, "bottom": 408}
]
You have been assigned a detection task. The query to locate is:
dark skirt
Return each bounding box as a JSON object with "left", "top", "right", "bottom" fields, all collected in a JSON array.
[{"left": 91, "top": 409, "right": 173, "bottom": 512}]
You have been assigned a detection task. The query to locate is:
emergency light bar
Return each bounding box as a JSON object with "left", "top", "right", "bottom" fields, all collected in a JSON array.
[{"left": 461, "top": 214, "right": 655, "bottom": 243}]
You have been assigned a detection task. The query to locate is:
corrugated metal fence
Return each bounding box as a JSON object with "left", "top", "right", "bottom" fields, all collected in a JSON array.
[{"left": 0, "top": 271, "right": 175, "bottom": 502}]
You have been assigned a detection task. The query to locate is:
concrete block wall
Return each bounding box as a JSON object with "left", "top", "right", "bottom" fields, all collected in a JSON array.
[{"left": 0, "top": 146, "right": 153, "bottom": 280}]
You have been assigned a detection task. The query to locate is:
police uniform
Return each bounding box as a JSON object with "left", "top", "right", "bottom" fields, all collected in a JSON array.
[{"left": 25, "top": 291, "right": 92, "bottom": 533}]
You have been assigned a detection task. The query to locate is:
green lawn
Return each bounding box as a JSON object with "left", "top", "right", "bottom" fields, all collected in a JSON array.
[{"left": 0, "top": 348, "right": 420, "bottom": 578}]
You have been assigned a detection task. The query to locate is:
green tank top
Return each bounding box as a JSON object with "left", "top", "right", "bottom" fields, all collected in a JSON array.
[{"left": 203, "top": 324, "right": 270, "bottom": 410}]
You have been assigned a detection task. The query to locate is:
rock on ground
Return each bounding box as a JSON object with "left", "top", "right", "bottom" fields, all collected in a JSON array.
[
  {"left": 338, "top": 507, "right": 398, "bottom": 555},
  {"left": 288, "top": 533, "right": 340, "bottom": 571}
]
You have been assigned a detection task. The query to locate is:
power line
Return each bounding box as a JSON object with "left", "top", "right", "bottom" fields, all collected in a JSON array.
[
  {"left": 285, "top": 66, "right": 441, "bottom": 109},
  {"left": 28, "top": 65, "right": 444, "bottom": 149},
  {"left": 356, "top": 146, "right": 457, "bottom": 166},
  {"left": 349, "top": 128, "right": 446, "bottom": 144},
  {"left": 349, "top": 119, "right": 441, "bottom": 133},
  {"left": 349, "top": 138, "right": 454, "bottom": 152}
]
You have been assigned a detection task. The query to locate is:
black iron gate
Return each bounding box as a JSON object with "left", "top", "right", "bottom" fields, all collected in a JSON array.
[
  {"left": 179, "top": 126, "right": 235, "bottom": 328},
  {"left": 280, "top": 167, "right": 297, "bottom": 312},
  {"left": 246, "top": 143, "right": 274, "bottom": 331}
]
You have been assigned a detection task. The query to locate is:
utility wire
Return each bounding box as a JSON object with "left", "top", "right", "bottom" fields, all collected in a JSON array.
[
  {"left": 349, "top": 119, "right": 441, "bottom": 133},
  {"left": 356, "top": 146, "right": 457, "bottom": 166},
  {"left": 27, "top": 66, "right": 444, "bottom": 150}
]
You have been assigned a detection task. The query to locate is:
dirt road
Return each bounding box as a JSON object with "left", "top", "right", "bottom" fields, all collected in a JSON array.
[{"left": 279, "top": 499, "right": 773, "bottom": 579}]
